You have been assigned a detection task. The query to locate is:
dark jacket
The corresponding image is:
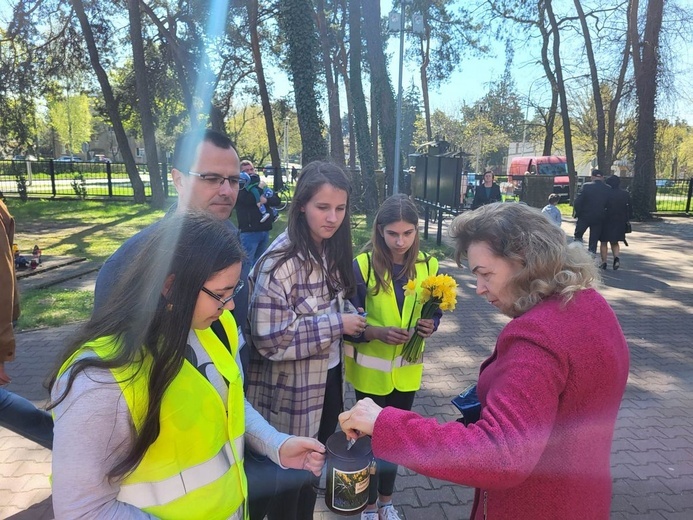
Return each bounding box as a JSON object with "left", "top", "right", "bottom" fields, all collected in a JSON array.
[
  {"left": 471, "top": 182, "right": 502, "bottom": 209},
  {"left": 600, "top": 188, "right": 633, "bottom": 243},
  {"left": 235, "top": 188, "right": 281, "bottom": 233},
  {"left": 573, "top": 181, "right": 610, "bottom": 223}
]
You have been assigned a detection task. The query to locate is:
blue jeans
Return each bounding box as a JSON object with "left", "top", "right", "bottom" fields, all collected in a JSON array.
[
  {"left": 0, "top": 388, "right": 53, "bottom": 449},
  {"left": 240, "top": 231, "right": 270, "bottom": 271}
]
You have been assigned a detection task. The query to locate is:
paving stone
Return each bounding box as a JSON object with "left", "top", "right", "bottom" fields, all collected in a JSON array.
[{"left": 2, "top": 217, "right": 693, "bottom": 519}]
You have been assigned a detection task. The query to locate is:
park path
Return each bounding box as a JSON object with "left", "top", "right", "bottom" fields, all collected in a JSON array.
[{"left": 1, "top": 216, "right": 692, "bottom": 519}]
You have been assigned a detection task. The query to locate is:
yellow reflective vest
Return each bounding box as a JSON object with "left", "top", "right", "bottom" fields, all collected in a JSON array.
[
  {"left": 57, "top": 311, "right": 247, "bottom": 520},
  {"left": 345, "top": 252, "right": 438, "bottom": 395}
]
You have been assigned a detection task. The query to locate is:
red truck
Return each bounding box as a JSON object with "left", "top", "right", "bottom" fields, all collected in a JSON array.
[{"left": 507, "top": 156, "right": 570, "bottom": 201}]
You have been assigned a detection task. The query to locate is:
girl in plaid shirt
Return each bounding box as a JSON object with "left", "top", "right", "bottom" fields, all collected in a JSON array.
[{"left": 246, "top": 161, "right": 367, "bottom": 520}]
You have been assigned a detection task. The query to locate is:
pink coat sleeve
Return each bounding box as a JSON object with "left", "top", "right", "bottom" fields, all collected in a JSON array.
[{"left": 371, "top": 322, "right": 569, "bottom": 490}]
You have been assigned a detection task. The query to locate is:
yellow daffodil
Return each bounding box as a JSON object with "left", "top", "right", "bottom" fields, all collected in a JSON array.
[
  {"left": 404, "top": 279, "right": 417, "bottom": 297},
  {"left": 402, "top": 273, "right": 459, "bottom": 363}
]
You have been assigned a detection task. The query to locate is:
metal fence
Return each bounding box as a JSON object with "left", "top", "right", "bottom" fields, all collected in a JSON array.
[
  {"left": 1, "top": 160, "right": 691, "bottom": 214},
  {"left": 0, "top": 159, "right": 177, "bottom": 199}
]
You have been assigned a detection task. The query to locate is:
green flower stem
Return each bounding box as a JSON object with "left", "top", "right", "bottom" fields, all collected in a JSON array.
[{"left": 402, "top": 298, "right": 441, "bottom": 363}]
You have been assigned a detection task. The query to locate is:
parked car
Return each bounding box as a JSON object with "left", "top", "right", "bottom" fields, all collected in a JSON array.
[
  {"left": 655, "top": 179, "right": 674, "bottom": 188},
  {"left": 56, "top": 155, "right": 82, "bottom": 162},
  {"left": 91, "top": 154, "right": 111, "bottom": 163}
]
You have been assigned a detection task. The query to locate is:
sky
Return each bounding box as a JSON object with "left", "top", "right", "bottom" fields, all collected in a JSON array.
[
  {"left": 375, "top": 1, "right": 693, "bottom": 125},
  {"left": 2, "top": 0, "right": 691, "bottom": 125}
]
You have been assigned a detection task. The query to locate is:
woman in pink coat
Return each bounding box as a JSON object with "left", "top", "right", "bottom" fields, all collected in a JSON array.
[{"left": 339, "top": 203, "right": 629, "bottom": 520}]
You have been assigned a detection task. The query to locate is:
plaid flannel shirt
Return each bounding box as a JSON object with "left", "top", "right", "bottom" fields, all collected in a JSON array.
[{"left": 245, "top": 232, "right": 354, "bottom": 438}]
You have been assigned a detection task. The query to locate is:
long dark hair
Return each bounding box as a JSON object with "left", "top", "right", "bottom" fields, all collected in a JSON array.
[
  {"left": 49, "top": 212, "right": 244, "bottom": 478},
  {"left": 362, "top": 194, "right": 423, "bottom": 295},
  {"left": 263, "top": 160, "right": 355, "bottom": 298}
]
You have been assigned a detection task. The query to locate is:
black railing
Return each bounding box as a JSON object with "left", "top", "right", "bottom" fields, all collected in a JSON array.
[
  {"left": 0, "top": 159, "right": 171, "bottom": 200},
  {"left": 1, "top": 160, "right": 690, "bottom": 215}
]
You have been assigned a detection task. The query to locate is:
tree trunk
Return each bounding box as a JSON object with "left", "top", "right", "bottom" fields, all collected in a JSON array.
[
  {"left": 72, "top": 0, "right": 145, "bottom": 203},
  {"left": 629, "top": 0, "right": 663, "bottom": 219},
  {"left": 419, "top": 36, "right": 433, "bottom": 142},
  {"left": 606, "top": 33, "right": 631, "bottom": 169},
  {"left": 538, "top": 6, "right": 558, "bottom": 156},
  {"left": 315, "top": 0, "right": 346, "bottom": 166},
  {"left": 127, "top": 0, "right": 164, "bottom": 208},
  {"left": 362, "top": 0, "right": 397, "bottom": 187},
  {"left": 545, "top": 0, "right": 577, "bottom": 204},
  {"left": 249, "top": 0, "right": 282, "bottom": 187},
  {"left": 279, "top": 0, "right": 328, "bottom": 164},
  {"left": 573, "top": 0, "right": 606, "bottom": 173},
  {"left": 348, "top": 0, "right": 378, "bottom": 215}
]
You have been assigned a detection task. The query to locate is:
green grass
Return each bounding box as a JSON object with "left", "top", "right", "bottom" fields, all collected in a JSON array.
[
  {"left": 18, "top": 288, "right": 94, "bottom": 330},
  {"left": 9, "top": 199, "right": 453, "bottom": 330},
  {"left": 8, "top": 199, "right": 166, "bottom": 330},
  {"left": 8, "top": 199, "right": 167, "bottom": 262}
]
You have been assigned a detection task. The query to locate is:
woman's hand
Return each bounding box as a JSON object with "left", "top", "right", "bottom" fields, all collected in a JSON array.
[
  {"left": 339, "top": 398, "right": 383, "bottom": 438},
  {"left": 416, "top": 318, "right": 435, "bottom": 338},
  {"left": 278, "top": 437, "right": 326, "bottom": 476},
  {"left": 342, "top": 313, "right": 368, "bottom": 337},
  {"left": 369, "top": 326, "right": 409, "bottom": 345}
]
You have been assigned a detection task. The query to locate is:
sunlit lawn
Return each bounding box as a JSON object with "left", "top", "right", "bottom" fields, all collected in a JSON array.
[
  {"left": 8, "top": 199, "right": 166, "bottom": 330},
  {"left": 8, "top": 198, "right": 453, "bottom": 330}
]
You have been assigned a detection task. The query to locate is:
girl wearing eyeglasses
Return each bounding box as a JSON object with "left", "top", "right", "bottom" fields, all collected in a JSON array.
[
  {"left": 49, "top": 212, "right": 325, "bottom": 519},
  {"left": 246, "top": 161, "right": 367, "bottom": 520}
]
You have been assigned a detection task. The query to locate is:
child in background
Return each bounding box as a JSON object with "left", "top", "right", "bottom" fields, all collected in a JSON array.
[
  {"left": 542, "top": 193, "right": 562, "bottom": 227},
  {"left": 241, "top": 170, "right": 279, "bottom": 222}
]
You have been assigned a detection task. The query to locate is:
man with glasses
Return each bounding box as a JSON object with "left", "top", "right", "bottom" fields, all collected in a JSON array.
[
  {"left": 94, "top": 129, "right": 252, "bottom": 377},
  {"left": 93, "top": 130, "right": 313, "bottom": 520},
  {"left": 236, "top": 160, "right": 282, "bottom": 271}
]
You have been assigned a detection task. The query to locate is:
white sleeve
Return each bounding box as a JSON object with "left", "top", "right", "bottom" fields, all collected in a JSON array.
[{"left": 51, "top": 368, "right": 156, "bottom": 520}]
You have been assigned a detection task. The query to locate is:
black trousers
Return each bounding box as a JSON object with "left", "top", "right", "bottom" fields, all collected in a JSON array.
[
  {"left": 266, "top": 365, "right": 343, "bottom": 520},
  {"left": 574, "top": 218, "right": 604, "bottom": 253},
  {"left": 354, "top": 389, "right": 417, "bottom": 505}
]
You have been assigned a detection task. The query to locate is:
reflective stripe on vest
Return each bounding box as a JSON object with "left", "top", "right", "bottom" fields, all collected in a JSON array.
[
  {"left": 344, "top": 343, "right": 409, "bottom": 372},
  {"left": 117, "top": 436, "right": 244, "bottom": 509},
  {"left": 345, "top": 252, "right": 438, "bottom": 395}
]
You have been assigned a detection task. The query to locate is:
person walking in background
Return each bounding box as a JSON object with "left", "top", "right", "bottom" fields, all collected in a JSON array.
[
  {"left": 50, "top": 213, "right": 325, "bottom": 519},
  {"left": 236, "top": 160, "right": 282, "bottom": 271},
  {"left": 599, "top": 175, "right": 633, "bottom": 270},
  {"left": 339, "top": 203, "right": 629, "bottom": 520},
  {"left": 573, "top": 168, "right": 610, "bottom": 254},
  {"left": 471, "top": 171, "right": 502, "bottom": 209},
  {"left": 541, "top": 193, "right": 562, "bottom": 227},
  {"left": 345, "top": 194, "right": 441, "bottom": 520},
  {"left": 0, "top": 198, "right": 53, "bottom": 449},
  {"left": 246, "top": 161, "right": 367, "bottom": 520}
]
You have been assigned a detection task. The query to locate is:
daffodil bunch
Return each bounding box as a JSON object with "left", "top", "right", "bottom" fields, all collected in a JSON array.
[{"left": 401, "top": 274, "right": 458, "bottom": 363}]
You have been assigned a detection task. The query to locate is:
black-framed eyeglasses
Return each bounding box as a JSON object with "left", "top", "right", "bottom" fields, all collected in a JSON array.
[
  {"left": 187, "top": 171, "right": 246, "bottom": 189},
  {"left": 201, "top": 282, "right": 244, "bottom": 310}
]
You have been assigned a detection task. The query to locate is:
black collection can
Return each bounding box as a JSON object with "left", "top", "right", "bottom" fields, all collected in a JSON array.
[{"left": 324, "top": 431, "right": 374, "bottom": 515}]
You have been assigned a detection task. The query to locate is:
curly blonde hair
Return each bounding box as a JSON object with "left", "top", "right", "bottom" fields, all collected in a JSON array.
[{"left": 449, "top": 203, "right": 599, "bottom": 316}]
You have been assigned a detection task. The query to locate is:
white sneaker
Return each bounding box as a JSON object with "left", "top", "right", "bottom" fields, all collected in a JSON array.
[
  {"left": 378, "top": 504, "right": 402, "bottom": 520},
  {"left": 361, "top": 510, "right": 379, "bottom": 520},
  {"left": 260, "top": 213, "right": 270, "bottom": 223}
]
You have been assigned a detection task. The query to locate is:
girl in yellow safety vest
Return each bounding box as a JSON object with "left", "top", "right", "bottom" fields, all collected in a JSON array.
[
  {"left": 345, "top": 194, "right": 442, "bottom": 520},
  {"left": 49, "top": 213, "right": 325, "bottom": 520}
]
